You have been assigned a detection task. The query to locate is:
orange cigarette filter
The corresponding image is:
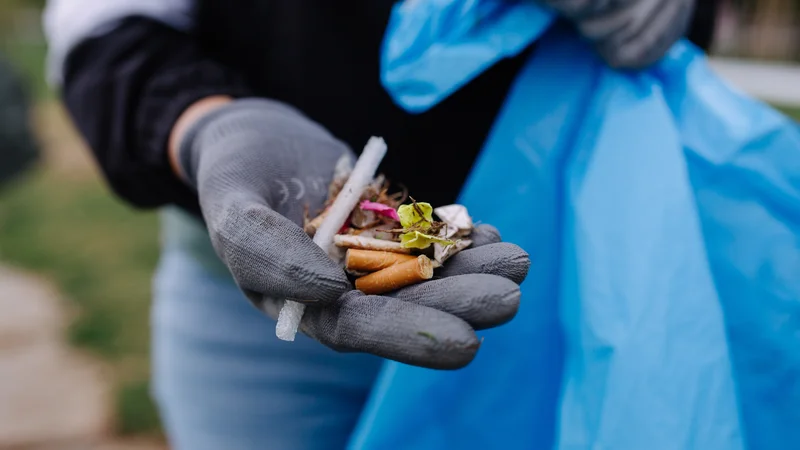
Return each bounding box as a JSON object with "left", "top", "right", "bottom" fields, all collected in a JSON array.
[
  {"left": 355, "top": 255, "right": 434, "bottom": 295},
  {"left": 345, "top": 249, "right": 416, "bottom": 272}
]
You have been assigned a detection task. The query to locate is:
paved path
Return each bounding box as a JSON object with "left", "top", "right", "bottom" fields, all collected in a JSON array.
[
  {"left": 0, "top": 265, "right": 164, "bottom": 449},
  {"left": 709, "top": 57, "right": 800, "bottom": 107}
]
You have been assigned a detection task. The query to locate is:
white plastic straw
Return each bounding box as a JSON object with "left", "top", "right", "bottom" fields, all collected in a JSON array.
[{"left": 275, "top": 137, "right": 388, "bottom": 341}]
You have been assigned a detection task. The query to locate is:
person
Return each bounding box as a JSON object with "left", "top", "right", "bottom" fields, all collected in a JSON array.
[
  {"left": 0, "top": 55, "right": 38, "bottom": 189},
  {"left": 43, "top": 1, "right": 715, "bottom": 448}
]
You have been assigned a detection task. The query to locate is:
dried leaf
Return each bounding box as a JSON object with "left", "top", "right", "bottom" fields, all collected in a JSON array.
[
  {"left": 398, "top": 202, "right": 434, "bottom": 230},
  {"left": 353, "top": 226, "right": 397, "bottom": 241},
  {"left": 400, "top": 230, "right": 454, "bottom": 249},
  {"left": 351, "top": 208, "right": 379, "bottom": 229}
]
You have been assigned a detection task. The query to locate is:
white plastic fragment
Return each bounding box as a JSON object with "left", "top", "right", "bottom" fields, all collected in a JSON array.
[
  {"left": 431, "top": 204, "right": 474, "bottom": 266},
  {"left": 434, "top": 204, "right": 473, "bottom": 238},
  {"left": 276, "top": 137, "right": 388, "bottom": 341},
  {"left": 433, "top": 238, "right": 472, "bottom": 266}
]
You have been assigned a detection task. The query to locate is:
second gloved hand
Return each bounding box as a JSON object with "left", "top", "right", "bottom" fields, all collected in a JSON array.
[
  {"left": 538, "top": 0, "right": 696, "bottom": 69},
  {"left": 178, "top": 98, "right": 530, "bottom": 369}
]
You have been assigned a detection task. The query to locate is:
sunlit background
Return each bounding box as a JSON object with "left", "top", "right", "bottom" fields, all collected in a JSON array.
[{"left": 0, "top": 1, "right": 798, "bottom": 448}]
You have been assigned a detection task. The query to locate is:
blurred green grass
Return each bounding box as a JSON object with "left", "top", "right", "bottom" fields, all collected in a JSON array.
[
  {"left": 0, "top": 105, "right": 163, "bottom": 435},
  {"left": 1, "top": 0, "right": 51, "bottom": 99},
  {"left": 3, "top": 39, "right": 50, "bottom": 99},
  {"left": 1, "top": 3, "right": 162, "bottom": 433},
  {"left": 779, "top": 106, "right": 800, "bottom": 121},
  {"left": 0, "top": 170, "right": 158, "bottom": 357}
]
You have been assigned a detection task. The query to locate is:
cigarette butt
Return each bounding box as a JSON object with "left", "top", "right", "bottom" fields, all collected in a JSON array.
[
  {"left": 345, "top": 269, "right": 370, "bottom": 277},
  {"left": 305, "top": 208, "right": 330, "bottom": 236},
  {"left": 345, "top": 249, "right": 416, "bottom": 272},
  {"left": 355, "top": 255, "right": 434, "bottom": 295},
  {"left": 334, "top": 234, "right": 411, "bottom": 254}
]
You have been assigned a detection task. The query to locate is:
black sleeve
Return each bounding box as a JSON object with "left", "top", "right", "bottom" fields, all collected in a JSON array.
[{"left": 61, "top": 16, "right": 253, "bottom": 215}]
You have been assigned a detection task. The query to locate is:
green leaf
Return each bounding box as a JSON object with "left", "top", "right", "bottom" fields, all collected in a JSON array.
[
  {"left": 400, "top": 230, "right": 454, "bottom": 249},
  {"left": 397, "top": 202, "right": 434, "bottom": 229}
]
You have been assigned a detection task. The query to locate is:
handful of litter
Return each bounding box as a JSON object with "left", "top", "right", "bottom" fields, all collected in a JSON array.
[
  {"left": 313, "top": 188, "right": 474, "bottom": 295},
  {"left": 275, "top": 137, "right": 476, "bottom": 341}
]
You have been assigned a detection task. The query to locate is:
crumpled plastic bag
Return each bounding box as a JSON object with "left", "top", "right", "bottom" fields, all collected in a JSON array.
[{"left": 348, "top": 1, "right": 800, "bottom": 449}]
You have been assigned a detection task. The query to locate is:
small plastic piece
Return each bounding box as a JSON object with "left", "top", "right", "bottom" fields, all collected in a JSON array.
[{"left": 360, "top": 200, "right": 401, "bottom": 221}]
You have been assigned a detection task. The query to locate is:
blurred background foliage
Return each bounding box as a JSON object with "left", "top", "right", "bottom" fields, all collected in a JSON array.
[
  {"left": 0, "top": 0, "right": 798, "bottom": 440},
  {"left": 1, "top": 0, "right": 162, "bottom": 436},
  {"left": 1, "top": 0, "right": 49, "bottom": 98},
  {"left": 716, "top": 0, "right": 800, "bottom": 61}
]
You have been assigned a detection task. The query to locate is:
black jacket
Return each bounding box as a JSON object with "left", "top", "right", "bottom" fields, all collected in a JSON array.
[{"left": 55, "top": 0, "right": 720, "bottom": 217}]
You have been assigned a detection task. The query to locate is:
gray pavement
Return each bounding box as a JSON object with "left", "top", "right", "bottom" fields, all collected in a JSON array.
[
  {"left": 0, "top": 265, "right": 164, "bottom": 449},
  {"left": 709, "top": 56, "right": 800, "bottom": 107}
]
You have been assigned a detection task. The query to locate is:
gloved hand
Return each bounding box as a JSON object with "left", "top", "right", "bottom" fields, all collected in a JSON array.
[
  {"left": 538, "top": 0, "right": 696, "bottom": 69},
  {"left": 177, "top": 98, "right": 530, "bottom": 369}
]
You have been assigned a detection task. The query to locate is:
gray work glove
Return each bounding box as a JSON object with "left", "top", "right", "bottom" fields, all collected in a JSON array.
[
  {"left": 179, "top": 98, "right": 530, "bottom": 369},
  {"left": 538, "top": 0, "right": 695, "bottom": 69}
]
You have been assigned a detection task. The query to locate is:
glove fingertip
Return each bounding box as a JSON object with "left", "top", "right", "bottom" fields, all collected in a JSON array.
[
  {"left": 440, "top": 242, "right": 531, "bottom": 284},
  {"left": 286, "top": 260, "right": 351, "bottom": 303},
  {"left": 470, "top": 224, "right": 502, "bottom": 247},
  {"left": 408, "top": 323, "right": 481, "bottom": 370},
  {"left": 315, "top": 293, "right": 481, "bottom": 370}
]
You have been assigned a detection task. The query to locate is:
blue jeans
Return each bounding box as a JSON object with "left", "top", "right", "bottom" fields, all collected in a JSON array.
[{"left": 150, "top": 208, "right": 382, "bottom": 450}]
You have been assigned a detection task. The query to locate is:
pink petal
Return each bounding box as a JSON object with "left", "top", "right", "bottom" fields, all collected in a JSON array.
[{"left": 360, "top": 200, "right": 400, "bottom": 221}]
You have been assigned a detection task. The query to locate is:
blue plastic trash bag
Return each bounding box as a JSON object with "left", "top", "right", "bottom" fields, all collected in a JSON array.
[{"left": 348, "top": 1, "right": 800, "bottom": 449}]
